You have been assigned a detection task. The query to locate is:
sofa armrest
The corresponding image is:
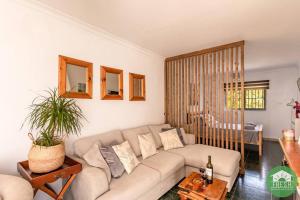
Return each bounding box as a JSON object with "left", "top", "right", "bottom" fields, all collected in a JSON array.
[
  {"left": 69, "top": 156, "right": 109, "bottom": 200},
  {"left": 185, "top": 134, "right": 195, "bottom": 145}
]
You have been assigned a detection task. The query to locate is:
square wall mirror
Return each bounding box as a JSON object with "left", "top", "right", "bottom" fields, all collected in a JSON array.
[
  {"left": 59, "top": 55, "right": 93, "bottom": 99},
  {"left": 129, "top": 73, "right": 145, "bottom": 101},
  {"left": 101, "top": 66, "right": 123, "bottom": 100}
]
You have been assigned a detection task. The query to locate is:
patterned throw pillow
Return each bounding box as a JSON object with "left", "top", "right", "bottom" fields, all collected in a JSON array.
[
  {"left": 112, "top": 141, "right": 140, "bottom": 174},
  {"left": 138, "top": 133, "right": 158, "bottom": 159},
  {"left": 99, "top": 142, "right": 125, "bottom": 178},
  {"left": 161, "top": 128, "right": 185, "bottom": 145},
  {"left": 159, "top": 129, "right": 184, "bottom": 150}
]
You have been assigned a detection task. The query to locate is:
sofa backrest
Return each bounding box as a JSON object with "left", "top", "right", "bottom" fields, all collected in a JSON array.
[
  {"left": 74, "top": 130, "right": 124, "bottom": 157},
  {"left": 73, "top": 124, "right": 172, "bottom": 158}
]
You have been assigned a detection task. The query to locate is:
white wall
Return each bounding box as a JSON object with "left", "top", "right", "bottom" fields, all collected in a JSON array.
[
  {"left": 245, "top": 65, "right": 299, "bottom": 139},
  {"left": 0, "top": 0, "right": 164, "bottom": 176}
]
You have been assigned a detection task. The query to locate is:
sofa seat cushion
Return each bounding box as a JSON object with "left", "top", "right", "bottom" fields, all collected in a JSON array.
[
  {"left": 169, "top": 144, "right": 241, "bottom": 177},
  {"left": 97, "top": 165, "right": 160, "bottom": 200},
  {"left": 141, "top": 151, "right": 184, "bottom": 180}
]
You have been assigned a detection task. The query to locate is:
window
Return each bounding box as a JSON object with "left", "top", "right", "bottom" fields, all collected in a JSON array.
[
  {"left": 226, "top": 88, "right": 266, "bottom": 110},
  {"left": 245, "top": 88, "right": 265, "bottom": 110},
  {"left": 226, "top": 80, "right": 269, "bottom": 110}
]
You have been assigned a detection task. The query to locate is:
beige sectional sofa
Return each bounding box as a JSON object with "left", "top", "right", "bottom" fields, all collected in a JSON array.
[{"left": 66, "top": 124, "right": 241, "bottom": 200}]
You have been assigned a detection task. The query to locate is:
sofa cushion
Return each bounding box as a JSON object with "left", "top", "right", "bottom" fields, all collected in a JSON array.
[
  {"left": 121, "top": 126, "right": 151, "bottom": 156},
  {"left": 100, "top": 142, "right": 125, "bottom": 178},
  {"left": 148, "top": 124, "right": 171, "bottom": 148},
  {"left": 97, "top": 165, "right": 160, "bottom": 200},
  {"left": 159, "top": 129, "right": 184, "bottom": 150},
  {"left": 83, "top": 142, "right": 111, "bottom": 182},
  {"left": 169, "top": 144, "right": 241, "bottom": 177},
  {"left": 74, "top": 130, "right": 124, "bottom": 158},
  {"left": 161, "top": 128, "right": 186, "bottom": 145},
  {"left": 112, "top": 141, "right": 140, "bottom": 174},
  {"left": 179, "top": 128, "right": 190, "bottom": 144},
  {"left": 138, "top": 133, "right": 158, "bottom": 159},
  {"left": 141, "top": 151, "right": 184, "bottom": 180}
]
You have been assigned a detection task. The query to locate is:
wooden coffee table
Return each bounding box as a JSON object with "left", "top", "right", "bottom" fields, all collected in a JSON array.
[
  {"left": 178, "top": 172, "right": 227, "bottom": 200},
  {"left": 17, "top": 156, "right": 82, "bottom": 200}
]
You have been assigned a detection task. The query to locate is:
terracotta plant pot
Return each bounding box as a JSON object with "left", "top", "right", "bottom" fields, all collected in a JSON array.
[{"left": 28, "top": 143, "right": 65, "bottom": 173}]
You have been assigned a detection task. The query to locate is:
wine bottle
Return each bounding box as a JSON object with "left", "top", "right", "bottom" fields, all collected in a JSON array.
[{"left": 206, "top": 155, "right": 213, "bottom": 184}]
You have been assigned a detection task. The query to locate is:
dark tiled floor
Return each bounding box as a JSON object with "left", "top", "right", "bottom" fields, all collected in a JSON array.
[{"left": 160, "top": 141, "right": 295, "bottom": 200}]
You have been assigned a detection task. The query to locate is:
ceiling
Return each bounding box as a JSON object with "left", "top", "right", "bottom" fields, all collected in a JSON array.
[{"left": 36, "top": 0, "right": 300, "bottom": 70}]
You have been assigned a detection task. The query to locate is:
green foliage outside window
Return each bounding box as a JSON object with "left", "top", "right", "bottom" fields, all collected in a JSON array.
[
  {"left": 227, "top": 88, "right": 265, "bottom": 110},
  {"left": 226, "top": 90, "right": 241, "bottom": 109}
]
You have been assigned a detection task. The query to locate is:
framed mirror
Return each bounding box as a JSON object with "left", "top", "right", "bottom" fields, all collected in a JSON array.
[
  {"left": 129, "top": 73, "right": 145, "bottom": 101},
  {"left": 58, "top": 55, "right": 93, "bottom": 99},
  {"left": 101, "top": 66, "right": 123, "bottom": 100}
]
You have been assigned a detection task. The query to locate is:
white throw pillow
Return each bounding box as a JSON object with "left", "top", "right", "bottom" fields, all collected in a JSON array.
[
  {"left": 112, "top": 141, "right": 140, "bottom": 174},
  {"left": 159, "top": 129, "right": 184, "bottom": 150},
  {"left": 138, "top": 133, "right": 158, "bottom": 159},
  {"left": 83, "top": 142, "right": 111, "bottom": 182}
]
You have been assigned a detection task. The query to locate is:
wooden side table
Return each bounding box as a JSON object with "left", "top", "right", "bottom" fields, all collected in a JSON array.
[
  {"left": 178, "top": 172, "right": 227, "bottom": 200},
  {"left": 17, "top": 156, "right": 82, "bottom": 200}
]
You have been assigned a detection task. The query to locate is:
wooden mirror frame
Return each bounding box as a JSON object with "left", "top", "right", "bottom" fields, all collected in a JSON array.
[
  {"left": 58, "top": 55, "right": 93, "bottom": 99},
  {"left": 129, "top": 73, "right": 146, "bottom": 101},
  {"left": 101, "top": 66, "right": 123, "bottom": 100}
]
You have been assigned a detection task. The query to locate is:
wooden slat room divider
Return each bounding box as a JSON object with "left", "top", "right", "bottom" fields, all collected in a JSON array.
[{"left": 165, "top": 41, "right": 245, "bottom": 171}]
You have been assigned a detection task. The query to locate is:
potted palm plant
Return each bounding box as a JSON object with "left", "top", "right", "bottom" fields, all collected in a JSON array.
[{"left": 23, "top": 89, "right": 85, "bottom": 173}]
